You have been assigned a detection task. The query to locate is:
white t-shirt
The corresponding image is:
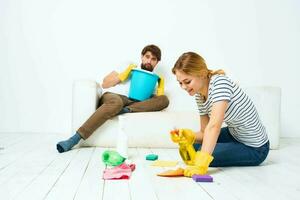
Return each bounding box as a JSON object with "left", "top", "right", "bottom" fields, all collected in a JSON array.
[{"left": 103, "top": 79, "right": 131, "bottom": 96}]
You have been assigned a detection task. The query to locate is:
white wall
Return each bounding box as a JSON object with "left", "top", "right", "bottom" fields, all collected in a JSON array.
[{"left": 0, "top": 0, "right": 299, "bottom": 137}]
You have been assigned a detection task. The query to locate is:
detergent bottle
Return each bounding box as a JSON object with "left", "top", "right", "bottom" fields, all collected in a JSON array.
[{"left": 116, "top": 116, "right": 128, "bottom": 158}]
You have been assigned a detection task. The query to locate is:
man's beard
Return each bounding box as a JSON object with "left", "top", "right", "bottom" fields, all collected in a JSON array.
[{"left": 141, "top": 63, "right": 154, "bottom": 72}]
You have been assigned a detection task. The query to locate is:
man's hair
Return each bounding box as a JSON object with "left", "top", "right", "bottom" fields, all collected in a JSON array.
[{"left": 141, "top": 44, "right": 161, "bottom": 61}]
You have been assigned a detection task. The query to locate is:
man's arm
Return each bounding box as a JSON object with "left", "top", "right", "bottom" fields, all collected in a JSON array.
[
  {"left": 101, "top": 64, "right": 137, "bottom": 89},
  {"left": 156, "top": 75, "right": 165, "bottom": 96},
  {"left": 101, "top": 71, "right": 121, "bottom": 89}
]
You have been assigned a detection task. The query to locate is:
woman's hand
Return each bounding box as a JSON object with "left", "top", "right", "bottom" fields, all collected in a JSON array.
[
  {"left": 184, "top": 151, "right": 214, "bottom": 177},
  {"left": 170, "top": 129, "right": 197, "bottom": 165},
  {"left": 170, "top": 129, "right": 196, "bottom": 144}
]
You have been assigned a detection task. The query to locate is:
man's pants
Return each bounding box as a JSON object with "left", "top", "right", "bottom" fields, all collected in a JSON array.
[
  {"left": 77, "top": 92, "right": 169, "bottom": 139},
  {"left": 193, "top": 127, "right": 270, "bottom": 167}
]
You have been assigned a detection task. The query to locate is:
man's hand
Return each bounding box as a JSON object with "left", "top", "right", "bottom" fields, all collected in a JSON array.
[
  {"left": 184, "top": 151, "right": 214, "bottom": 177},
  {"left": 118, "top": 64, "right": 137, "bottom": 82}
]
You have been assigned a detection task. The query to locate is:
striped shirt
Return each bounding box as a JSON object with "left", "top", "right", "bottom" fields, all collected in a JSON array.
[{"left": 195, "top": 75, "right": 268, "bottom": 147}]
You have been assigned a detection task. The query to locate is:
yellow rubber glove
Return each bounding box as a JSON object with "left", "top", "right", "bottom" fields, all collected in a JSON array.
[
  {"left": 170, "top": 129, "right": 180, "bottom": 143},
  {"left": 156, "top": 75, "right": 165, "bottom": 96},
  {"left": 117, "top": 64, "right": 137, "bottom": 82},
  {"left": 179, "top": 129, "right": 196, "bottom": 144},
  {"left": 170, "top": 129, "right": 196, "bottom": 143},
  {"left": 170, "top": 129, "right": 196, "bottom": 165},
  {"left": 184, "top": 151, "right": 214, "bottom": 177}
]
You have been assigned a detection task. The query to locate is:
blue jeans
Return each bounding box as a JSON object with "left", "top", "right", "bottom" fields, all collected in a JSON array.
[{"left": 193, "top": 127, "right": 269, "bottom": 167}]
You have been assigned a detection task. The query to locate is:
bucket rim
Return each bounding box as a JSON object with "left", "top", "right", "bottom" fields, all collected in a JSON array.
[{"left": 132, "top": 68, "right": 159, "bottom": 78}]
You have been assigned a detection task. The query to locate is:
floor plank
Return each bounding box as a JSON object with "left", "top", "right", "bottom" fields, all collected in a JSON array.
[
  {"left": 127, "top": 148, "right": 159, "bottom": 200},
  {"left": 73, "top": 147, "right": 105, "bottom": 200},
  {"left": 0, "top": 134, "right": 47, "bottom": 170},
  {"left": 14, "top": 149, "right": 78, "bottom": 200},
  {"left": 0, "top": 135, "right": 61, "bottom": 199},
  {"left": 44, "top": 148, "right": 94, "bottom": 200}
]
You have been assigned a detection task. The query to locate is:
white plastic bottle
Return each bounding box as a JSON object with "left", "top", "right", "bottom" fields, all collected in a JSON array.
[{"left": 116, "top": 116, "right": 128, "bottom": 158}]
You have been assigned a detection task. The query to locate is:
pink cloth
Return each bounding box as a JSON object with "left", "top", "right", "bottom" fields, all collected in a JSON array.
[{"left": 103, "top": 163, "right": 136, "bottom": 180}]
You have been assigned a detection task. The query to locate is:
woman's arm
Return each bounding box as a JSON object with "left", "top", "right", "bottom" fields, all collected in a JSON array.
[
  {"left": 200, "top": 101, "right": 228, "bottom": 154},
  {"left": 195, "top": 115, "right": 209, "bottom": 143}
]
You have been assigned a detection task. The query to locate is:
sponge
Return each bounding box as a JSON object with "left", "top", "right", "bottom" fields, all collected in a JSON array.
[
  {"left": 145, "top": 154, "right": 158, "bottom": 161},
  {"left": 192, "top": 175, "right": 213, "bottom": 182}
]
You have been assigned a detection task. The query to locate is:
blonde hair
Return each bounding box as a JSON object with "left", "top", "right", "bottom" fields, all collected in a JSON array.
[{"left": 172, "top": 52, "right": 225, "bottom": 78}]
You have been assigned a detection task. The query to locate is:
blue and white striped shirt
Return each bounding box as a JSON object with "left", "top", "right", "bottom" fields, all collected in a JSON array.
[{"left": 195, "top": 75, "right": 268, "bottom": 147}]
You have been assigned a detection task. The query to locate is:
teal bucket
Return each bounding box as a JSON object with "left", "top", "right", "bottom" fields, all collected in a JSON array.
[{"left": 129, "top": 69, "right": 159, "bottom": 101}]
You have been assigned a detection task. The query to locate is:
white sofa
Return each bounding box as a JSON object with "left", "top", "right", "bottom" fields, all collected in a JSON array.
[{"left": 72, "top": 80, "right": 281, "bottom": 150}]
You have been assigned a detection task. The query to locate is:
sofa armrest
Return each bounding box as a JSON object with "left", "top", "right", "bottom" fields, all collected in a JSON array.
[{"left": 72, "top": 80, "right": 100, "bottom": 133}]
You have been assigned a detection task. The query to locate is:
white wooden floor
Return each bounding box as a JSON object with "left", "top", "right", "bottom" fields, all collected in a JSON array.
[{"left": 0, "top": 133, "right": 300, "bottom": 200}]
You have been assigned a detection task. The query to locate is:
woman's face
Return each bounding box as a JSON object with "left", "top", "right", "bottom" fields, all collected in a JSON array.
[{"left": 175, "top": 70, "right": 204, "bottom": 96}]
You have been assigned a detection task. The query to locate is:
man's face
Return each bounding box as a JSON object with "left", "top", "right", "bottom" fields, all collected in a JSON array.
[{"left": 140, "top": 51, "right": 159, "bottom": 72}]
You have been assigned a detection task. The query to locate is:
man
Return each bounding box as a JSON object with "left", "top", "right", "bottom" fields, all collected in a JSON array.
[{"left": 56, "top": 44, "right": 169, "bottom": 153}]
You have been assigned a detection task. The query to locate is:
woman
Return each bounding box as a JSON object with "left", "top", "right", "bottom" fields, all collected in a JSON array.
[{"left": 171, "top": 52, "right": 269, "bottom": 177}]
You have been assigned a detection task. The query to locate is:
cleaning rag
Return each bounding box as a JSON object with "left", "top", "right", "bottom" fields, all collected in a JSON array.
[{"left": 103, "top": 163, "right": 135, "bottom": 180}]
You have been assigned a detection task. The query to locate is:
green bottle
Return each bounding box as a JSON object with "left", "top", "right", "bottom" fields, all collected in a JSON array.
[{"left": 102, "top": 150, "right": 125, "bottom": 166}]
